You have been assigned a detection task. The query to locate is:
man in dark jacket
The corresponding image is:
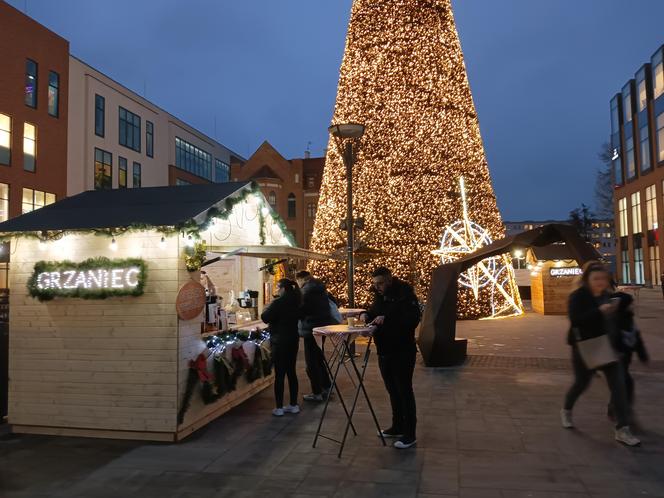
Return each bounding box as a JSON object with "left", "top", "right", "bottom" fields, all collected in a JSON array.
[
  {"left": 361, "top": 267, "right": 421, "bottom": 449},
  {"left": 296, "top": 270, "right": 333, "bottom": 401}
]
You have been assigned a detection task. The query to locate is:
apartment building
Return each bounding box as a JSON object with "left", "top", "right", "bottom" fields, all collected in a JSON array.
[
  {"left": 230, "top": 141, "right": 325, "bottom": 248},
  {"left": 0, "top": 1, "right": 69, "bottom": 223},
  {"left": 67, "top": 57, "right": 242, "bottom": 194}
]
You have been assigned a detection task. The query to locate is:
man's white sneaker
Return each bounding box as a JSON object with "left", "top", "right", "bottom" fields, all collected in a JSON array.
[
  {"left": 303, "top": 393, "right": 323, "bottom": 402},
  {"left": 394, "top": 438, "right": 417, "bottom": 449},
  {"left": 615, "top": 426, "right": 641, "bottom": 446},
  {"left": 284, "top": 404, "right": 300, "bottom": 414},
  {"left": 272, "top": 408, "right": 284, "bottom": 417},
  {"left": 560, "top": 409, "right": 574, "bottom": 429}
]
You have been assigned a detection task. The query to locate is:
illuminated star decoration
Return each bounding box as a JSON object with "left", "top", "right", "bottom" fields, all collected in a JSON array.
[{"left": 432, "top": 177, "right": 523, "bottom": 318}]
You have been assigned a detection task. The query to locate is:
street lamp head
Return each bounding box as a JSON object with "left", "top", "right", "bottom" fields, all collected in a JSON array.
[{"left": 328, "top": 123, "right": 365, "bottom": 139}]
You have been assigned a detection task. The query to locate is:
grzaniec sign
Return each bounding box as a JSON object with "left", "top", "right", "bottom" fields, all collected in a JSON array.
[
  {"left": 27, "top": 257, "right": 147, "bottom": 301},
  {"left": 549, "top": 267, "right": 582, "bottom": 278}
]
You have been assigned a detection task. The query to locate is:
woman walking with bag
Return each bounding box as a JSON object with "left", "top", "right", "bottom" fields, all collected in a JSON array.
[
  {"left": 560, "top": 262, "right": 640, "bottom": 446},
  {"left": 261, "top": 278, "right": 301, "bottom": 417}
]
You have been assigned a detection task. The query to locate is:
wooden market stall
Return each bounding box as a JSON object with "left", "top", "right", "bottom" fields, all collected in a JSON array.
[
  {"left": 0, "top": 182, "right": 329, "bottom": 441},
  {"left": 527, "top": 244, "right": 583, "bottom": 315}
]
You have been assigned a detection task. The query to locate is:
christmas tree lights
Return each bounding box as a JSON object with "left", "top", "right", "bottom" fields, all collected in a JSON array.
[{"left": 309, "top": 0, "right": 521, "bottom": 318}]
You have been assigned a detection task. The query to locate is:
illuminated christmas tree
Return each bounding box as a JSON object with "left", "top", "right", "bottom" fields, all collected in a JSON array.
[{"left": 310, "top": 0, "right": 522, "bottom": 318}]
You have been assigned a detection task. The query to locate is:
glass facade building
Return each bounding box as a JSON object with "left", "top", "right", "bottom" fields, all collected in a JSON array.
[{"left": 612, "top": 45, "right": 664, "bottom": 286}]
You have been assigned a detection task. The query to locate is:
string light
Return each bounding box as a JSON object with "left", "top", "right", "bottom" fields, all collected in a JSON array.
[
  {"left": 109, "top": 238, "right": 117, "bottom": 251},
  {"left": 309, "top": 0, "right": 517, "bottom": 318},
  {"left": 186, "top": 235, "right": 195, "bottom": 248},
  {"left": 159, "top": 236, "right": 166, "bottom": 249}
]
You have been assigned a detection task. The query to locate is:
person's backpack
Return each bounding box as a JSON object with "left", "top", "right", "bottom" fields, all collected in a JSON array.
[{"left": 328, "top": 298, "right": 343, "bottom": 324}]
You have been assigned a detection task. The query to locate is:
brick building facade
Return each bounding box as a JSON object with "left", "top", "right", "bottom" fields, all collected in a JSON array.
[
  {"left": 0, "top": 0, "right": 69, "bottom": 222},
  {"left": 230, "top": 142, "right": 325, "bottom": 248}
]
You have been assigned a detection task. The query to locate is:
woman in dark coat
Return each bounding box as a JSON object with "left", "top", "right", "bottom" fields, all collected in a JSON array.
[
  {"left": 261, "top": 278, "right": 301, "bottom": 416},
  {"left": 561, "top": 261, "right": 640, "bottom": 446}
]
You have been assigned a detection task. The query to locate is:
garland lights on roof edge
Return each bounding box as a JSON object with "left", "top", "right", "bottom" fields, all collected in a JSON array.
[{"left": 0, "top": 182, "right": 296, "bottom": 248}]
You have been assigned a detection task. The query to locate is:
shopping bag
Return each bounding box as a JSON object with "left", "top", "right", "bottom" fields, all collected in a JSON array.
[{"left": 575, "top": 331, "right": 617, "bottom": 370}]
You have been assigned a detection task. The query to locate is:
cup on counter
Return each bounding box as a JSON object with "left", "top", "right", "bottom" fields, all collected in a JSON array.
[{"left": 347, "top": 316, "right": 356, "bottom": 327}]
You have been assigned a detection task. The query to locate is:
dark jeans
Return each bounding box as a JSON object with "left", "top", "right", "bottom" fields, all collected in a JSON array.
[
  {"left": 564, "top": 346, "right": 630, "bottom": 428},
  {"left": 608, "top": 354, "right": 635, "bottom": 418},
  {"left": 378, "top": 348, "right": 417, "bottom": 439},
  {"left": 303, "top": 334, "right": 331, "bottom": 395},
  {"left": 272, "top": 341, "right": 299, "bottom": 408}
]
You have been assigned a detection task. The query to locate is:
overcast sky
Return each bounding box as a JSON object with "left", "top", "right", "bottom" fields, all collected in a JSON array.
[{"left": 9, "top": 0, "right": 664, "bottom": 220}]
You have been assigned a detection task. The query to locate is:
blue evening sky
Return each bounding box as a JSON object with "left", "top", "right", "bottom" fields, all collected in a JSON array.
[{"left": 9, "top": 0, "right": 664, "bottom": 220}]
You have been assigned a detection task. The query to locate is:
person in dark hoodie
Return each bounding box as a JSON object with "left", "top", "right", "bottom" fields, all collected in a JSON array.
[
  {"left": 261, "top": 278, "right": 301, "bottom": 417},
  {"left": 295, "top": 270, "right": 334, "bottom": 401},
  {"left": 561, "top": 261, "right": 640, "bottom": 446},
  {"left": 607, "top": 288, "right": 649, "bottom": 421},
  {"left": 360, "top": 267, "right": 421, "bottom": 450}
]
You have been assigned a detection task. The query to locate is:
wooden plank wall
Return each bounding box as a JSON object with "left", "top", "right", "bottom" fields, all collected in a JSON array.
[{"left": 8, "top": 232, "right": 180, "bottom": 435}]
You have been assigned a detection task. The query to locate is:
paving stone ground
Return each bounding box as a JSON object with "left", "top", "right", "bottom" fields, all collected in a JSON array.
[{"left": 2, "top": 290, "right": 664, "bottom": 497}]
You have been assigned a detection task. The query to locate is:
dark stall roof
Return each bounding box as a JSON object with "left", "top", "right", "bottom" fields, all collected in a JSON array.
[
  {"left": 0, "top": 182, "right": 255, "bottom": 233},
  {"left": 530, "top": 244, "right": 577, "bottom": 261}
]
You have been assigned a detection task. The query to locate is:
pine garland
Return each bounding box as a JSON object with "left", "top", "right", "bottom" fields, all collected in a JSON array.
[{"left": 0, "top": 181, "right": 297, "bottom": 247}]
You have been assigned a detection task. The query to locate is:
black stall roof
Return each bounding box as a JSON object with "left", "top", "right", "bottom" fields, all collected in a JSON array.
[{"left": 0, "top": 182, "right": 255, "bottom": 233}]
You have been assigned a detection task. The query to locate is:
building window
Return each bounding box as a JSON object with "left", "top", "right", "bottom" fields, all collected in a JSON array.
[
  {"left": 653, "top": 48, "right": 664, "bottom": 100},
  {"left": 133, "top": 162, "right": 141, "bottom": 188},
  {"left": 22, "top": 188, "right": 55, "bottom": 214},
  {"left": 25, "top": 59, "right": 37, "bottom": 108},
  {"left": 118, "top": 157, "right": 127, "bottom": 188},
  {"left": 0, "top": 183, "right": 8, "bottom": 222},
  {"left": 0, "top": 113, "right": 10, "bottom": 165},
  {"left": 119, "top": 106, "right": 141, "bottom": 152},
  {"left": 95, "top": 94, "right": 105, "bottom": 137},
  {"left": 639, "top": 125, "right": 651, "bottom": 173},
  {"left": 23, "top": 123, "right": 36, "bottom": 172},
  {"left": 214, "top": 159, "right": 230, "bottom": 183},
  {"left": 634, "top": 243, "right": 645, "bottom": 285},
  {"left": 146, "top": 121, "right": 154, "bottom": 158},
  {"left": 307, "top": 176, "right": 315, "bottom": 188},
  {"left": 613, "top": 154, "right": 623, "bottom": 186},
  {"left": 618, "top": 197, "right": 628, "bottom": 237},
  {"left": 657, "top": 112, "right": 664, "bottom": 163},
  {"left": 268, "top": 191, "right": 276, "bottom": 207},
  {"left": 646, "top": 185, "right": 657, "bottom": 230},
  {"left": 622, "top": 83, "right": 633, "bottom": 123},
  {"left": 287, "top": 193, "right": 296, "bottom": 218},
  {"left": 295, "top": 173, "right": 299, "bottom": 184},
  {"left": 637, "top": 67, "right": 648, "bottom": 112},
  {"left": 631, "top": 192, "right": 642, "bottom": 234},
  {"left": 48, "top": 71, "right": 59, "bottom": 117},
  {"left": 307, "top": 202, "right": 316, "bottom": 218},
  {"left": 175, "top": 137, "right": 212, "bottom": 180},
  {"left": 650, "top": 246, "right": 661, "bottom": 286},
  {"left": 621, "top": 248, "right": 631, "bottom": 284},
  {"left": 94, "top": 147, "right": 112, "bottom": 190},
  {"left": 625, "top": 139, "right": 635, "bottom": 179}
]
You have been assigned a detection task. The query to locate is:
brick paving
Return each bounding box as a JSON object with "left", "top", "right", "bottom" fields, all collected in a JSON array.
[{"left": 1, "top": 290, "right": 664, "bottom": 497}]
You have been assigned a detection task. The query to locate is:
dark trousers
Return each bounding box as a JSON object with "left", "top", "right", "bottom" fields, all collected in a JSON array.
[
  {"left": 608, "top": 354, "right": 635, "bottom": 418},
  {"left": 564, "top": 346, "right": 630, "bottom": 428},
  {"left": 378, "top": 348, "right": 417, "bottom": 439},
  {"left": 303, "top": 334, "right": 331, "bottom": 395},
  {"left": 272, "top": 341, "right": 299, "bottom": 408}
]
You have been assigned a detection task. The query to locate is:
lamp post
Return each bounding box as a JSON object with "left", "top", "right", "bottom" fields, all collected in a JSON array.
[{"left": 329, "top": 123, "right": 365, "bottom": 307}]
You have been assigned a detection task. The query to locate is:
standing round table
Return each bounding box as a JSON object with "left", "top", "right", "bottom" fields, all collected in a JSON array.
[{"left": 312, "top": 324, "right": 386, "bottom": 457}]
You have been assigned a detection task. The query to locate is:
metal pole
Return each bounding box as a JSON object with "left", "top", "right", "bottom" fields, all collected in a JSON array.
[{"left": 344, "top": 141, "right": 355, "bottom": 308}]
